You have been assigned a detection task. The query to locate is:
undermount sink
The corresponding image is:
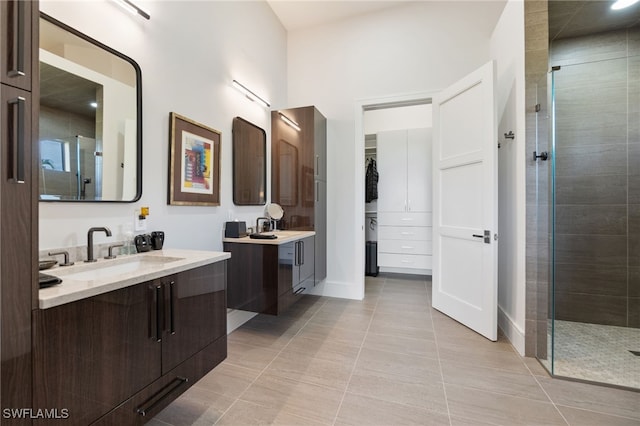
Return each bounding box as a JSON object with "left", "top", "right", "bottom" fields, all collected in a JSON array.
[{"left": 54, "top": 255, "right": 184, "bottom": 282}]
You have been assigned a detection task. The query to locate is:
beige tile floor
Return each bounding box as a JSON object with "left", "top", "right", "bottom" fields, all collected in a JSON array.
[{"left": 151, "top": 274, "right": 640, "bottom": 426}]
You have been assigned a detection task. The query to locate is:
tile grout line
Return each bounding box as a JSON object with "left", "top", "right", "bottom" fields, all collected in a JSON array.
[
  {"left": 213, "top": 297, "right": 330, "bottom": 425},
  {"left": 425, "top": 280, "right": 454, "bottom": 426},
  {"left": 330, "top": 276, "right": 384, "bottom": 426},
  {"left": 525, "top": 363, "right": 571, "bottom": 426}
]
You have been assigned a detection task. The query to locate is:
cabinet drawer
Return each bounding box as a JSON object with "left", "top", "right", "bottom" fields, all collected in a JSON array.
[
  {"left": 379, "top": 253, "right": 432, "bottom": 269},
  {"left": 92, "top": 336, "right": 227, "bottom": 425},
  {"left": 378, "top": 212, "right": 431, "bottom": 227},
  {"left": 378, "top": 240, "right": 431, "bottom": 255},
  {"left": 378, "top": 226, "right": 431, "bottom": 241}
]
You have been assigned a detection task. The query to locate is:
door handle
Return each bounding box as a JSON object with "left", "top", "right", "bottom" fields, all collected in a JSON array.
[
  {"left": 472, "top": 231, "right": 491, "bottom": 244},
  {"left": 8, "top": 96, "right": 25, "bottom": 183},
  {"left": 300, "top": 241, "right": 304, "bottom": 265},
  {"left": 8, "top": 0, "right": 26, "bottom": 78}
]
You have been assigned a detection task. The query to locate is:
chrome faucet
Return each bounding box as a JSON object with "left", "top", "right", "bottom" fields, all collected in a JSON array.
[
  {"left": 256, "top": 217, "right": 271, "bottom": 233},
  {"left": 85, "top": 227, "right": 112, "bottom": 263}
]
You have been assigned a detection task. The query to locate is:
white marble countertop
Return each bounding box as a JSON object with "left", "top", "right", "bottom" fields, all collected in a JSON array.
[
  {"left": 223, "top": 230, "right": 315, "bottom": 246},
  {"left": 39, "top": 249, "right": 230, "bottom": 309}
]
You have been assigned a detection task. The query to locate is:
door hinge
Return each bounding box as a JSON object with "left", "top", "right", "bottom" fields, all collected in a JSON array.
[{"left": 535, "top": 103, "right": 541, "bottom": 112}]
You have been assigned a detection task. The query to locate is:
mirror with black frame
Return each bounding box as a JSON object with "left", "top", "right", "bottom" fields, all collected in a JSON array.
[
  {"left": 38, "top": 13, "right": 142, "bottom": 202},
  {"left": 232, "top": 117, "right": 266, "bottom": 205}
]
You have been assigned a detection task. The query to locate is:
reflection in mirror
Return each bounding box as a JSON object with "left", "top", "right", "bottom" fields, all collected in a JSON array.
[
  {"left": 232, "top": 117, "right": 266, "bottom": 205},
  {"left": 39, "top": 13, "right": 142, "bottom": 202},
  {"left": 278, "top": 140, "right": 298, "bottom": 207}
]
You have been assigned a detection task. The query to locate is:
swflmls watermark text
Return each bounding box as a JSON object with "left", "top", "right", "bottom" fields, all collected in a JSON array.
[{"left": 2, "top": 408, "right": 69, "bottom": 419}]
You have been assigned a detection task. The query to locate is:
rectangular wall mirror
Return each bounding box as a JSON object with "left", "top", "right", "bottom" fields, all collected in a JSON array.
[
  {"left": 232, "top": 117, "right": 266, "bottom": 205},
  {"left": 39, "top": 13, "right": 142, "bottom": 202}
]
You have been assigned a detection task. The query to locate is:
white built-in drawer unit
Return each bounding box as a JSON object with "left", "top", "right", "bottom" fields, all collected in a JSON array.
[
  {"left": 376, "top": 128, "right": 432, "bottom": 274},
  {"left": 378, "top": 212, "right": 431, "bottom": 226},
  {"left": 378, "top": 253, "right": 432, "bottom": 270},
  {"left": 378, "top": 240, "right": 431, "bottom": 256},
  {"left": 378, "top": 226, "right": 431, "bottom": 241}
]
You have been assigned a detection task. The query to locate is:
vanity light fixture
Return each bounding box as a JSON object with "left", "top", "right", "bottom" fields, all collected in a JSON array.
[
  {"left": 278, "top": 112, "right": 301, "bottom": 131},
  {"left": 611, "top": 0, "right": 639, "bottom": 9},
  {"left": 112, "top": 0, "right": 151, "bottom": 20},
  {"left": 232, "top": 80, "right": 270, "bottom": 108}
]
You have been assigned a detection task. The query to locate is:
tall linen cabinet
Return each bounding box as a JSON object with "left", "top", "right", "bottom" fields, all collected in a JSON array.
[
  {"left": 271, "top": 106, "right": 327, "bottom": 284},
  {"left": 0, "top": 0, "right": 39, "bottom": 420},
  {"left": 376, "top": 128, "right": 432, "bottom": 274}
]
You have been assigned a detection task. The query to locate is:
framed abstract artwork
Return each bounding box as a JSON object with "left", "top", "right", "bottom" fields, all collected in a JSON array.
[{"left": 168, "top": 112, "right": 221, "bottom": 206}]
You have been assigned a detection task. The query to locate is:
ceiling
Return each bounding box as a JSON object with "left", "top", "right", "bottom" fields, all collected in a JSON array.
[
  {"left": 40, "top": 62, "right": 99, "bottom": 119},
  {"left": 266, "top": 0, "right": 415, "bottom": 31},
  {"left": 549, "top": 0, "right": 640, "bottom": 40}
]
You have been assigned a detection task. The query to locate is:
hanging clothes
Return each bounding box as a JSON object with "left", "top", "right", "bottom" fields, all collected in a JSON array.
[{"left": 365, "top": 158, "right": 379, "bottom": 202}]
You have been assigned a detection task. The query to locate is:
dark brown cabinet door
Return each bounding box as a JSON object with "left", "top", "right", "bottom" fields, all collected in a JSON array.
[
  {"left": 1, "top": 84, "right": 33, "bottom": 423},
  {"left": 0, "top": 0, "right": 34, "bottom": 91},
  {"left": 272, "top": 107, "right": 316, "bottom": 230},
  {"left": 33, "top": 283, "right": 162, "bottom": 425},
  {"left": 271, "top": 106, "right": 326, "bottom": 283},
  {"left": 161, "top": 262, "right": 227, "bottom": 374}
]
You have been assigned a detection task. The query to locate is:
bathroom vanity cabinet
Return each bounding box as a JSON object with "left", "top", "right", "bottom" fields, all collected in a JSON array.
[
  {"left": 33, "top": 260, "right": 227, "bottom": 425},
  {"left": 0, "top": 0, "right": 39, "bottom": 420},
  {"left": 224, "top": 232, "right": 315, "bottom": 315}
]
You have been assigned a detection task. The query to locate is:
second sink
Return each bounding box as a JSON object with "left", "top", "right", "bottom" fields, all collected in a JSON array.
[{"left": 54, "top": 255, "right": 184, "bottom": 282}]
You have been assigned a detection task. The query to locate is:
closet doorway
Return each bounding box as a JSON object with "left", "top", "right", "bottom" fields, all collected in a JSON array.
[{"left": 357, "top": 97, "right": 434, "bottom": 296}]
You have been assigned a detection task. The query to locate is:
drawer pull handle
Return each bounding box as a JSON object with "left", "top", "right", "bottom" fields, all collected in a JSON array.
[
  {"left": 401, "top": 218, "right": 413, "bottom": 221},
  {"left": 401, "top": 232, "right": 414, "bottom": 235},
  {"left": 136, "top": 376, "right": 189, "bottom": 417},
  {"left": 401, "top": 246, "right": 414, "bottom": 249},
  {"left": 401, "top": 260, "right": 413, "bottom": 264},
  {"left": 8, "top": 96, "right": 25, "bottom": 183},
  {"left": 472, "top": 234, "right": 483, "bottom": 238},
  {"left": 169, "top": 281, "right": 176, "bottom": 335},
  {"left": 155, "top": 285, "right": 163, "bottom": 342},
  {"left": 293, "top": 286, "right": 306, "bottom": 295},
  {"left": 8, "top": 0, "right": 26, "bottom": 78}
]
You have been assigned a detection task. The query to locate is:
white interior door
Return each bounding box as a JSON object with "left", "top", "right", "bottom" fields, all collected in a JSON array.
[{"left": 432, "top": 60, "right": 498, "bottom": 341}]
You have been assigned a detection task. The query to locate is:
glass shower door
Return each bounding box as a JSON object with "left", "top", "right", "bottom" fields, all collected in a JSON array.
[{"left": 549, "top": 57, "right": 640, "bottom": 389}]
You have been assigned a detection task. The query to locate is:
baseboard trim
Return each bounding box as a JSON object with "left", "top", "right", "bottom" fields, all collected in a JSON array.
[
  {"left": 226, "top": 309, "right": 257, "bottom": 334},
  {"left": 380, "top": 267, "right": 431, "bottom": 275},
  {"left": 498, "top": 306, "right": 525, "bottom": 355},
  {"left": 305, "top": 279, "right": 363, "bottom": 300}
]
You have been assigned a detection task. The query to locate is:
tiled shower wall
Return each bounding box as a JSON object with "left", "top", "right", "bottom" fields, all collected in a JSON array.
[
  {"left": 524, "top": 0, "right": 550, "bottom": 357},
  {"left": 39, "top": 105, "right": 96, "bottom": 199},
  {"left": 550, "top": 29, "right": 640, "bottom": 328}
]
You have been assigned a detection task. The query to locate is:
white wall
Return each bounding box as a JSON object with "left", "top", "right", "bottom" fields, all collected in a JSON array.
[
  {"left": 286, "top": 1, "right": 504, "bottom": 299},
  {"left": 39, "top": 1, "right": 287, "bottom": 252},
  {"left": 364, "top": 104, "right": 432, "bottom": 134},
  {"left": 489, "top": 0, "right": 526, "bottom": 355}
]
